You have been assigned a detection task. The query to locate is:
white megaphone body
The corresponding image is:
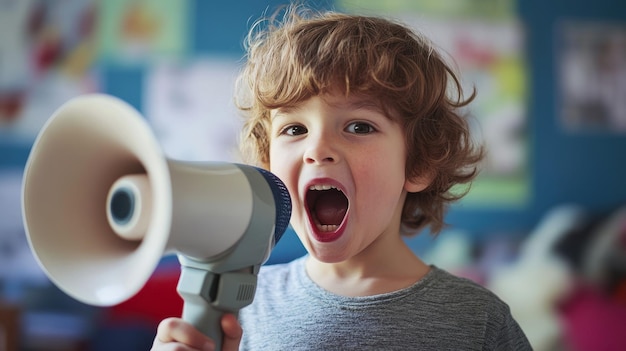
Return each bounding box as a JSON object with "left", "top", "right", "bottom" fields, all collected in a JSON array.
[{"left": 21, "top": 94, "right": 291, "bottom": 350}]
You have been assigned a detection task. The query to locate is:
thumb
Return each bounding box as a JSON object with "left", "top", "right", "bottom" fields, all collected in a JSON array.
[{"left": 220, "top": 313, "right": 243, "bottom": 351}]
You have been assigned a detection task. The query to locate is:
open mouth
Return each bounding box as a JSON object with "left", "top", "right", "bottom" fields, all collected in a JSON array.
[{"left": 306, "top": 185, "right": 349, "bottom": 232}]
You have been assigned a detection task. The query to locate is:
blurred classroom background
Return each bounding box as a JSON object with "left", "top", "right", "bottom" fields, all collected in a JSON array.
[{"left": 1, "top": 0, "right": 625, "bottom": 350}]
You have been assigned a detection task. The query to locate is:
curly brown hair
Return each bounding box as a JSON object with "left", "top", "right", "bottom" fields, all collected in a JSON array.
[{"left": 235, "top": 5, "right": 484, "bottom": 235}]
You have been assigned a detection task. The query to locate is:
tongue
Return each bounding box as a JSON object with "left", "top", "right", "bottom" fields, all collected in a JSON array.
[{"left": 315, "top": 191, "right": 348, "bottom": 225}]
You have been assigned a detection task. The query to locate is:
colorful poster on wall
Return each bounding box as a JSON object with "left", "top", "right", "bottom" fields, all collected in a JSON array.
[
  {"left": 0, "top": 0, "right": 99, "bottom": 142},
  {"left": 97, "top": 0, "right": 189, "bottom": 62},
  {"left": 338, "top": 0, "right": 529, "bottom": 207},
  {"left": 557, "top": 21, "right": 626, "bottom": 133},
  {"left": 143, "top": 58, "right": 243, "bottom": 162}
]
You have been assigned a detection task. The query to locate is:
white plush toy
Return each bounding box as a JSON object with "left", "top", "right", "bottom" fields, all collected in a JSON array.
[{"left": 488, "top": 205, "right": 584, "bottom": 351}]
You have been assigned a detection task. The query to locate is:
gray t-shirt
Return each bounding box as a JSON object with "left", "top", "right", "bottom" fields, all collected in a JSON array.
[{"left": 239, "top": 256, "right": 532, "bottom": 350}]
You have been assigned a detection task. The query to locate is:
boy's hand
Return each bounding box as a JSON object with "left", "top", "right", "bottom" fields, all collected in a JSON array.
[{"left": 151, "top": 314, "right": 242, "bottom": 351}]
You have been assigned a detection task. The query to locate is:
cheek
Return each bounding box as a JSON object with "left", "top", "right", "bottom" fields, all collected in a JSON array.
[
  {"left": 269, "top": 151, "right": 298, "bottom": 197},
  {"left": 355, "top": 153, "right": 407, "bottom": 199},
  {"left": 269, "top": 147, "right": 289, "bottom": 177},
  {"left": 268, "top": 144, "right": 284, "bottom": 175}
]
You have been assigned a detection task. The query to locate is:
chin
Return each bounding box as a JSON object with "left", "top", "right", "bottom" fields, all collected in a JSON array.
[
  {"left": 309, "top": 250, "right": 351, "bottom": 264},
  {"left": 305, "top": 233, "right": 354, "bottom": 264}
]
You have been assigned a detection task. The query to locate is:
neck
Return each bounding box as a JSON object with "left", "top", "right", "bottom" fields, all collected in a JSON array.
[{"left": 305, "top": 235, "right": 430, "bottom": 297}]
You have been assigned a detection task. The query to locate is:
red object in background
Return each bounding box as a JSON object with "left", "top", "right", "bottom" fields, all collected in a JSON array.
[
  {"left": 0, "top": 92, "right": 25, "bottom": 123},
  {"left": 34, "top": 34, "right": 62, "bottom": 72},
  {"left": 615, "top": 280, "right": 626, "bottom": 303},
  {"left": 560, "top": 285, "right": 626, "bottom": 351},
  {"left": 101, "top": 264, "right": 183, "bottom": 328}
]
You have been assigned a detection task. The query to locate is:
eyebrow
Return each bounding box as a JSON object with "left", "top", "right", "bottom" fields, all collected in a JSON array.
[
  {"left": 273, "top": 105, "right": 302, "bottom": 116},
  {"left": 271, "top": 107, "right": 299, "bottom": 123},
  {"left": 270, "top": 96, "right": 390, "bottom": 121},
  {"left": 344, "top": 99, "right": 385, "bottom": 113}
]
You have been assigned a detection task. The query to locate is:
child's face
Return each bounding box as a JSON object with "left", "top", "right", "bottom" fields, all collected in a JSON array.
[{"left": 268, "top": 93, "right": 428, "bottom": 263}]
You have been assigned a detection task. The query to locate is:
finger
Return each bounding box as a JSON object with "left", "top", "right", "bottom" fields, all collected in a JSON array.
[
  {"left": 151, "top": 339, "right": 202, "bottom": 351},
  {"left": 220, "top": 314, "right": 243, "bottom": 351},
  {"left": 154, "top": 317, "right": 215, "bottom": 351}
]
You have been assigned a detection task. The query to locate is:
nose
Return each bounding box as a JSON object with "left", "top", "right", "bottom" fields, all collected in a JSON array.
[{"left": 303, "top": 132, "right": 339, "bottom": 165}]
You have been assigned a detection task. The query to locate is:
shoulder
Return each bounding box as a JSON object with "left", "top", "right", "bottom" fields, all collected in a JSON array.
[
  {"left": 418, "top": 267, "right": 514, "bottom": 328},
  {"left": 425, "top": 266, "right": 505, "bottom": 303},
  {"left": 422, "top": 267, "right": 531, "bottom": 350}
]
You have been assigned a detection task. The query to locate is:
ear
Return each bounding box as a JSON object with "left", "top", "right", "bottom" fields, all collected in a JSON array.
[{"left": 404, "top": 172, "right": 434, "bottom": 193}]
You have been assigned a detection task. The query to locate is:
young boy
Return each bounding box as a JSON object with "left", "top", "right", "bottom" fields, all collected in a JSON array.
[{"left": 152, "top": 5, "right": 531, "bottom": 351}]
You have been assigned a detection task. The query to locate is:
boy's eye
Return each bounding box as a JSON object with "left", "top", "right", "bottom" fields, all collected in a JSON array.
[
  {"left": 282, "top": 125, "right": 308, "bottom": 136},
  {"left": 346, "top": 122, "right": 375, "bottom": 134}
]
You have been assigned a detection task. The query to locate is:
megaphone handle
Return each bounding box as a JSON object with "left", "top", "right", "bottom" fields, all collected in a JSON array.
[
  {"left": 177, "top": 265, "right": 257, "bottom": 350},
  {"left": 177, "top": 266, "right": 226, "bottom": 349},
  {"left": 181, "top": 300, "right": 227, "bottom": 350}
]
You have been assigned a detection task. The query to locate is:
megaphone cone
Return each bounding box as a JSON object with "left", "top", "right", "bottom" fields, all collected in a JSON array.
[{"left": 22, "top": 94, "right": 173, "bottom": 306}]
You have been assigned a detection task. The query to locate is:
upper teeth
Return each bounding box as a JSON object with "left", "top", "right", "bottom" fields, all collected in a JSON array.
[{"left": 309, "top": 184, "right": 337, "bottom": 191}]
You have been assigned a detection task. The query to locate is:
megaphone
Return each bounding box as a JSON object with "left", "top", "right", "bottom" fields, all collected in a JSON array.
[{"left": 21, "top": 94, "right": 291, "bottom": 349}]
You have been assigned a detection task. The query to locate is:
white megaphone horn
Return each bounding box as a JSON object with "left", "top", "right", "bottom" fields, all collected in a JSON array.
[{"left": 21, "top": 94, "right": 291, "bottom": 350}]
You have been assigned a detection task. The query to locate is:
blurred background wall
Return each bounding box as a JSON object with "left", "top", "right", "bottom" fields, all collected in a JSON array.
[{"left": 0, "top": 0, "right": 625, "bottom": 350}]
